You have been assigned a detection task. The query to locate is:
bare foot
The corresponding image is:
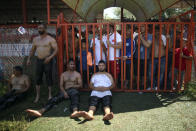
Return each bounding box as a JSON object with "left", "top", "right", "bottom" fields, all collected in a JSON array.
[
  {"left": 25, "top": 109, "right": 42, "bottom": 117},
  {"left": 34, "top": 96, "right": 39, "bottom": 103},
  {"left": 80, "top": 111, "right": 93, "bottom": 120},
  {"left": 103, "top": 112, "right": 114, "bottom": 120},
  {"left": 48, "top": 96, "right": 52, "bottom": 101},
  {"left": 70, "top": 111, "right": 82, "bottom": 118}
]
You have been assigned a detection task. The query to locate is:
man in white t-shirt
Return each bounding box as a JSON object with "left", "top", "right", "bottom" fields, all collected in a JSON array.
[
  {"left": 106, "top": 24, "right": 122, "bottom": 79},
  {"left": 78, "top": 60, "right": 114, "bottom": 120},
  {"left": 90, "top": 33, "right": 107, "bottom": 71}
]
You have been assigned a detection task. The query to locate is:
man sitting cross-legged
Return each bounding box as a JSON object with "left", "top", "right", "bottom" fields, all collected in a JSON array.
[
  {"left": 79, "top": 60, "right": 114, "bottom": 120},
  {"left": 26, "top": 59, "right": 82, "bottom": 118}
]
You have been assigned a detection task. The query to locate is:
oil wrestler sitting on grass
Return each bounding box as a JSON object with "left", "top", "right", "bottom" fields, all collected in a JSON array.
[
  {"left": 78, "top": 60, "right": 115, "bottom": 121},
  {"left": 26, "top": 59, "right": 82, "bottom": 118},
  {"left": 0, "top": 66, "right": 30, "bottom": 111}
]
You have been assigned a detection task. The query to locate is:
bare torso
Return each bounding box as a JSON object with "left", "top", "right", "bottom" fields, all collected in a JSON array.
[
  {"left": 154, "top": 37, "right": 166, "bottom": 58},
  {"left": 11, "top": 75, "right": 28, "bottom": 90},
  {"left": 33, "top": 35, "right": 55, "bottom": 59},
  {"left": 62, "top": 71, "right": 80, "bottom": 90}
]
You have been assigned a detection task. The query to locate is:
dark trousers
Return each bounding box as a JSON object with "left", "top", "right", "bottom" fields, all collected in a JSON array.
[
  {"left": 44, "top": 88, "right": 80, "bottom": 112},
  {"left": 36, "top": 58, "right": 53, "bottom": 86},
  {"left": 0, "top": 90, "right": 26, "bottom": 111}
]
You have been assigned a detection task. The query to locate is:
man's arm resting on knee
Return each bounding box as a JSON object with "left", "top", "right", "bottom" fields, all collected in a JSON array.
[{"left": 60, "top": 74, "right": 69, "bottom": 98}]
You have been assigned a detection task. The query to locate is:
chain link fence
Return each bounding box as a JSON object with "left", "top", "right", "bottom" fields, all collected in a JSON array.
[{"left": 0, "top": 25, "right": 57, "bottom": 87}]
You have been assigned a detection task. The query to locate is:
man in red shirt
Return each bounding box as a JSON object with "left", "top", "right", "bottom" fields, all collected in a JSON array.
[{"left": 174, "top": 38, "right": 192, "bottom": 89}]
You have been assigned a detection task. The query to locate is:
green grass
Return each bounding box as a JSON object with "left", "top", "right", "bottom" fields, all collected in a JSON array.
[{"left": 0, "top": 89, "right": 196, "bottom": 131}]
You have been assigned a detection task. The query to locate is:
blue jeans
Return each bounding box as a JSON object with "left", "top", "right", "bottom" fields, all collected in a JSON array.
[{"left": 148, "top": 57, "right": 166, "bottom": 89}]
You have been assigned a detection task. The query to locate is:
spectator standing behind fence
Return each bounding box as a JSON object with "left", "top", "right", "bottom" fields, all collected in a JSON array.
[
  {"left": 0, "top": 66, "right": 30, "bottom": 111},
  {"left": 148, "top": 26, "right": 166, "bottom": 90},
  {"left": 174, "top": 38, "right": 192, "bottom": 89},
  {"left": 121, "top": 27, "right": 136, "bottom": 88},
  {"left": 65, "top": 27, "right": 79, "bottom": 62},
  {"left": 77, "top": 39, "right": 92, "bottom": 88},
  {"left": 106, "top": 24, "right": 122, "bottom": 82},
  {"left": 27, "top": 24, "right": 58, "bottom": 103},
  {"left": 90, "top": 30, "right": 107, "bottom": 71},
  {"left": 133, "top": 25, "right": 152, "bottom": 89}
]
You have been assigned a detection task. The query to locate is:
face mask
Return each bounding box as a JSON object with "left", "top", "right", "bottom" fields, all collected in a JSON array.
[{"left": 38, "top": 31, "right": 45, "bottom": 35}]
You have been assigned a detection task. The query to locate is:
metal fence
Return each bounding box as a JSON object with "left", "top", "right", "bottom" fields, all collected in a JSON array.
[
  {"left": 0, "top": 25, "right": 57, "bottom": 82},
  {"left": 56, "top": 17, "right": 195, "bottom": 92}
]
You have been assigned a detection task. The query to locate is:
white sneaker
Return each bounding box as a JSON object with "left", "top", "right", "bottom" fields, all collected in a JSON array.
[
  {"left": 154, "top": 87, "right": 158, "bottom": 90},
  {"left": 138, "top": 92, "right": 143, "bottom": 94}
]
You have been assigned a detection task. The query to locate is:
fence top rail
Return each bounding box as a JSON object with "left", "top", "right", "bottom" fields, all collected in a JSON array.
[
  {"left": 0, "top": 24, "right": 57, "bottom": 28},
  {"left": 59, "top": 22, "right": 192, "bottom": 26}
]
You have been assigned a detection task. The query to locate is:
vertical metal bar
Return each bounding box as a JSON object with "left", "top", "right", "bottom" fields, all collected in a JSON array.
[
  {"left": 130, "top": 24, "right": 134, "bottom": 90},
  {"left": 72, "top": 25, "right": 75, "bottom": 61},
  {"left": 107, "top": 24, "right": 110, "bottom": 73},
  {"left": 171, "top": 24, "right": 176, "bottom": 90},
  {"left": 164, "top": 24, "right": 170, "bottom": 91},
  {"left": 114, "top": 24, "right": 117, "bottom": 85},
  {"left": 79, "top": 25, "right": 83, "bottom": 86},
  {"left": 57, "top": 16, "right": 63, "bottom": 76},
  {"left": 93, "top": 24, "right": 96, "bottom": 73},
  {"left": 144, "top": 24, "right": 148, "bottom": 90},
  {"left": 137, "top": 24, "right": 141, "bottom": 90},
  {"left": 121, "top": 23, "right": 124, "bottom": 89},
  {"left": 150, "top": 24, "right": 155, "bottom": 90},
  {"left": 65, "top": 25, "right": 69, "bottom": 63},
  {"left": 124, "top": 24, "right": 126, "bottom": 87},
  {"left": 86, "top": 24, "right": 90, "bottom": 87},
  {"left": 178, "top": 24, "right": 184, "bottom": 90},
  {"left": 157, "top": 24, "right": 162, "bottom": 90},
  {"left": 100, "top": 24, "right": 103, "bottom": 60}
]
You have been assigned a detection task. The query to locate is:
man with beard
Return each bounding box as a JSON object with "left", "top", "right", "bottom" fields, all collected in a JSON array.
[
  {"left": 78, "top": 60, "right": 114, "bottom": 121},
  {"left": 27, "top": 24, "right": 58, "bottom": 103},
  {"left": 26, "top": 59, "right": 82, "bottom": 118}
]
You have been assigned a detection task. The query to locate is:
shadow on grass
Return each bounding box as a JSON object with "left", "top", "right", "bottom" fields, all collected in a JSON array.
[{"left": 0, "top": 90, "right": 194, "bottom": 122}]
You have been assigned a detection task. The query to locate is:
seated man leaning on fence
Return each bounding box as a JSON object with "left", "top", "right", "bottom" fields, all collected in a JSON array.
[
  {"left": 0, "top": 66, "right": 30, "bottom": 111},
  {"left": 26, "top": 59, "right": 82, "bottom": 118},
  {"left": 78, "top": 60, "right": 114, "bottom": 120}
]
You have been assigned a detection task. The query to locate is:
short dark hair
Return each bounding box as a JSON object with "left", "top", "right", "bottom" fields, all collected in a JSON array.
[
  {"left": 109, "top": 24, "right": 114, "bottom": 29},
  {"left": 13, "top": 66, "right": 23, "bottom": 73},
  {"left": 39, "top": 23, "right": 47, "bottom": 29},
  {"left": 68, "top": 58, "right": 74, "bottom": 64},
  {"left": 155, "top": 25, "right": 160, "bottom": 31},
  {"left": 81, "top": 39, "right": 86, "bottom": 43},
  {"left": 98, "top": 60, "right": 105, "bottom": 65}
]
